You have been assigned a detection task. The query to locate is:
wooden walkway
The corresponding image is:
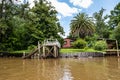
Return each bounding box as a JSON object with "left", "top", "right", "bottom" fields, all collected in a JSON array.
[
  {"left": 105, "top": 49, "right": 120, "bottom": 56},
  {"left": 23, "top": 39, "right": 60, "bottom": 59}
]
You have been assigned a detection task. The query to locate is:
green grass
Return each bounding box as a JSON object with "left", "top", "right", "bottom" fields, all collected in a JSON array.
[
  {"left": 9, "top": 48, "right": 104, "bottom": 54},
  {"left": 60, "top": 48, "right": 103, "bottom": 53}
]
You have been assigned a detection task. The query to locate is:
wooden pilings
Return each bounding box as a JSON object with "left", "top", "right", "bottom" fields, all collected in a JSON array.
[
  {"left": 116, "top": 40, "right": 119, "bottom": 57},
  {"left": 42, "top": 45, "right": 59, "bottom": 58},
  {"left": 23, "top": 39, "right": 60, "bottom": 59},
  {"left": 43, "top": 46, "right": 45, "bottom": 58},
  {"left": 54, "top": 45, "right": 57, "bottom": 57}
]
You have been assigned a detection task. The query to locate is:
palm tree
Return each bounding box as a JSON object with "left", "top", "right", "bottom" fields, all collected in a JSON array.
[{"left": 70, "top": 13, "right": 95, "bottom": 39}]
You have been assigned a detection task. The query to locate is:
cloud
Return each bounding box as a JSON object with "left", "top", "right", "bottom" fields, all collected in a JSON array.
[
  {"left": 57, "top": 15, "right": 62, "bottom": 20},
  {"left": 70, "top": 0, "right": 93, "bottom": 8},
  {"left": 29, "top": 0, "right": 34, "bottom": 8},
  {"left": 28, "top": 0, "right": 81, "bottom": 17},
  {"left": 49, "top": 0, "right": 81, "bottom": 17}
]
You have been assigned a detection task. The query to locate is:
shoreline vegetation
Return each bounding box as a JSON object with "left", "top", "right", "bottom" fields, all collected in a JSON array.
[
  {"left": 1, "top": 48, "right": 119, "bottom": 54},
  {"left": 1, "top": 48, "right": 105, "bottom": 54},
  {"left": 0, "top": 1, "right": 120, "bottom": 57},
  {"left": 0, "top": 49, "right": 119, "bottom": 58},
  {"left": 60, "top": 48, "right": 104, "bottom": 53}
]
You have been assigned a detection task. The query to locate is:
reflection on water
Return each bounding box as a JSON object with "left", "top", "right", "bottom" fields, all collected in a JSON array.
[{"left": 0, "top": 57, "right": 120, "bottom": 80}]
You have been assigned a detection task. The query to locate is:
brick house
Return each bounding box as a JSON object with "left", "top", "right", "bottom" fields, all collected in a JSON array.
[{"left": 62, "top": 38, "right": 74, "bottom": 48}]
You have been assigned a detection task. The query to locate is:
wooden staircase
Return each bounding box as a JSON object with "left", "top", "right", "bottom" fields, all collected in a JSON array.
[{"left": 23, "top": 39, "right": 60, "bottom": 59}]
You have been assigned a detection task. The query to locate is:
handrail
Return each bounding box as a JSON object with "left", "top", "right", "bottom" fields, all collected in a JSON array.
[{"left": 43, "top": 39, "right": 61, "bottom": 48}]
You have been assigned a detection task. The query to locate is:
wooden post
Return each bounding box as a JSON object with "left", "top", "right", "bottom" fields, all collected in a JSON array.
[
  {"left": 116, "top": 40, "right": 119, "bottom": 57},
  {"left": 56, "top": 47, "right": 59, "bottom": 57},
  {"left": 38, "top": 41, "right": 40, "bottom": 54},
  {"left": 38, "top": 41, "right": 40, "bottom": 59},
  {"left": 43, "top": 46, "right": 45, "bottom": 57},
  {"left": 23, "top": 52, "right": 25, "bottom": 58},
  {"left": 54, "top": 45, "right": 57, "bottom": 57},
  {"left": 56, "top": 47, "right": 58, "bottom": 57}
]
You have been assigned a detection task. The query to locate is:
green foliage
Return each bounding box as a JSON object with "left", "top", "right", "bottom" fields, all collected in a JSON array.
[
  {"left": 109, "top": 2, "right": 120, "bottom": 28},
  {"left": 0, "top": 0, "right": 64, "bottom": 51},
  {"left": 93, "top": 8, "right": 110, "bottom": 38},
  {"left": 70, "top": 13, "right": 95, "bottom": 39},
  {"left": 72, "top": 39, "right": 87, "bottom": 49},
  {"left": 109, "top": 2, "right": 120, "bottom": 46},
  {"left": 28, "top": 45, "right": 36, "bottom": 50},
  {"left": 85, "top": 34, "right": 98, "bottom": 48},
  {"left": 113, "top": 23, "right": 120, "bottom": 46},
  {"left": 94, "top": 40, "right": 107, "bottom": 51},
  {"left": 60, "top": 48, "right": 101, "bottom": 53}
]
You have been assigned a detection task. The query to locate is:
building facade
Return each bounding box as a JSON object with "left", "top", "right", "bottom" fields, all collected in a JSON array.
[{"left": 62, "top": 38, "right": 74, "bottom": 48}]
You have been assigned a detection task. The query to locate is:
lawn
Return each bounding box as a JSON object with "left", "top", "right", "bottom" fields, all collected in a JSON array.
[
  {"left": 60, "top": 48, "right": 102, "bottom": 53},
  {"left": 10, "top": 48, "right": 104, "bottom": 54}
]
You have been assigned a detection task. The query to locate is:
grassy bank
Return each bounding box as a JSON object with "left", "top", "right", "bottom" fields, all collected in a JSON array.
[
  {"left": 60, "top": 48, "right": 103, "bottom": 53},
  {"left": 9, "top": 48, "right": 104, "bottom": 54}
]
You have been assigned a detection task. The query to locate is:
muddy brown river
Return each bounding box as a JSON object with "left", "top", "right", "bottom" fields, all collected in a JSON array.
[{"left": 0, "top": 57, "right": 120, "bottom": 80}]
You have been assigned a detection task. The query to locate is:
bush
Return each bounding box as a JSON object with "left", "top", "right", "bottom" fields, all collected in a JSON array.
[
  {"left": 85, "top": 35, "right": 98, "bottom": 48},
  {"left": 94, "top": 40, "right": 107, "bottom": 51},
  {"left": 72, "top": 39, "right": 87, "bottom": 49},
  {"left": 28, "top": 45, "right": 36, "bottom": 50}
]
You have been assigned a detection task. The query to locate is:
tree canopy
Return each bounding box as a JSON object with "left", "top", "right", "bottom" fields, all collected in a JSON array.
[
  {"left": 93, "top": 8, "right": 110, "bottom": 38},
  {"left": 0, "top": 0, "right": 64, "bottom": 51},
  {"left": 109, "top": 2, "right": 120, "bottom": 28},
  {"left": 109, "top": 2, "right": 120, "bottom": 47},
  {"left": 69, "top": 3, "right": 120, "bottom": 48},
  {"left": 70, "top": 13, "right": 95, "bottom": 39}
]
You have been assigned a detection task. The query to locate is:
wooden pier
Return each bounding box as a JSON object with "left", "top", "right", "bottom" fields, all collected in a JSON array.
[
  {"left": 105, "top": 49, "right": 120, "bottom": 56},
  {"left": 97, "top": 39, "right": 120, "bottom": 57},
  {"left": 23, "top": 39, "right": 61, "bottom": 59},
  {"left": 105, "top": 39, "right": 119, "bottom": 57}
]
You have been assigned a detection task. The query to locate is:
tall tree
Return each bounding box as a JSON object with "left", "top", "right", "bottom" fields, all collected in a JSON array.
[
  {"left": 70, "top": 13, "right": 95, "bottom": 39},
  {"left": 29, "top": 0, "right": 64, "bottom": 42},
  {"left": 0, "top": 0, "right": 64, "bottom": 51},
  {"left": 113, "top": 23, "right": 120, "bottom": 47},
  {"left": 93, "top": 8, "right": 110, "bottom": 38},
  {"left": 109, "top": 2, "right": 120, "bottom": 47},
  {"left": 0, "top": 0, "right": 14, "bottom": 50},
  {"left": 109, "top": 2, "right": 120, "bottom": 28}
]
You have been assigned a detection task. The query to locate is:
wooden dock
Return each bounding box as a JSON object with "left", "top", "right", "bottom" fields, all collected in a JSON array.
[
  {"left": 105, "top": 40, "right": 119, "bottom": 56},
  {"left": 23, "top": 39, "right": 60, "bottom": 59},
  {"left": 98, "top": 39, "right": 120, "bottom": 57},
  {"left": 105, "top": 49, "right": 120, "bottom": 56}
]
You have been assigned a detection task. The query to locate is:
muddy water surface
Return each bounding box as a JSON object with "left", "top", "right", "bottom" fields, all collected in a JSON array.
[{"left": 0, "top": 57, "right": 120, "bottom": 80}]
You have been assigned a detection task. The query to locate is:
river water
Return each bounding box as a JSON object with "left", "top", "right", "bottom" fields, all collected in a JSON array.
[{"left": 0, "top": 57, "right": 120, "bottom": 80}]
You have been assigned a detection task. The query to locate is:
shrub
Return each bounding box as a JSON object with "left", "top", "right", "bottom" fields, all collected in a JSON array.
[
  {"left": 94, "top": 40, "right": 107, "bottom": 51},
  {"left": 72, "top": 39, "right": 87, "bottom": 49},
  {"left": 28, "top": 45, "right": 36, "bottom": 50},
  {"left": 85, "top": 35, "right": 98, "bottom": 48}
]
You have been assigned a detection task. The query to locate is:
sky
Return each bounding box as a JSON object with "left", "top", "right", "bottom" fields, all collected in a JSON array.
[{"left": 26, "top": 0, "right": 120, "bottom": 38}]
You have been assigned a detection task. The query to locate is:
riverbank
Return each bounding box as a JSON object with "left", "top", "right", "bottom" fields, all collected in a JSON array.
[
  {"left": 60, "top": 52, "right": 104, "bottom": 58},
  {"left": 0, "top": 52, "right": 105, "bottom": 58},
  {"left": 0, "top": 49, "right": 118, "bottom": 58},
  {"left": 0, "top": 52, "right": 25, "bottom": 57}
]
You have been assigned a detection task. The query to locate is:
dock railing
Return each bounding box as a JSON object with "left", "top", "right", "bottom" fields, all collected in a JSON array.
[{"left": 43, "top": 39, "right": 61, "bottom": 48}]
